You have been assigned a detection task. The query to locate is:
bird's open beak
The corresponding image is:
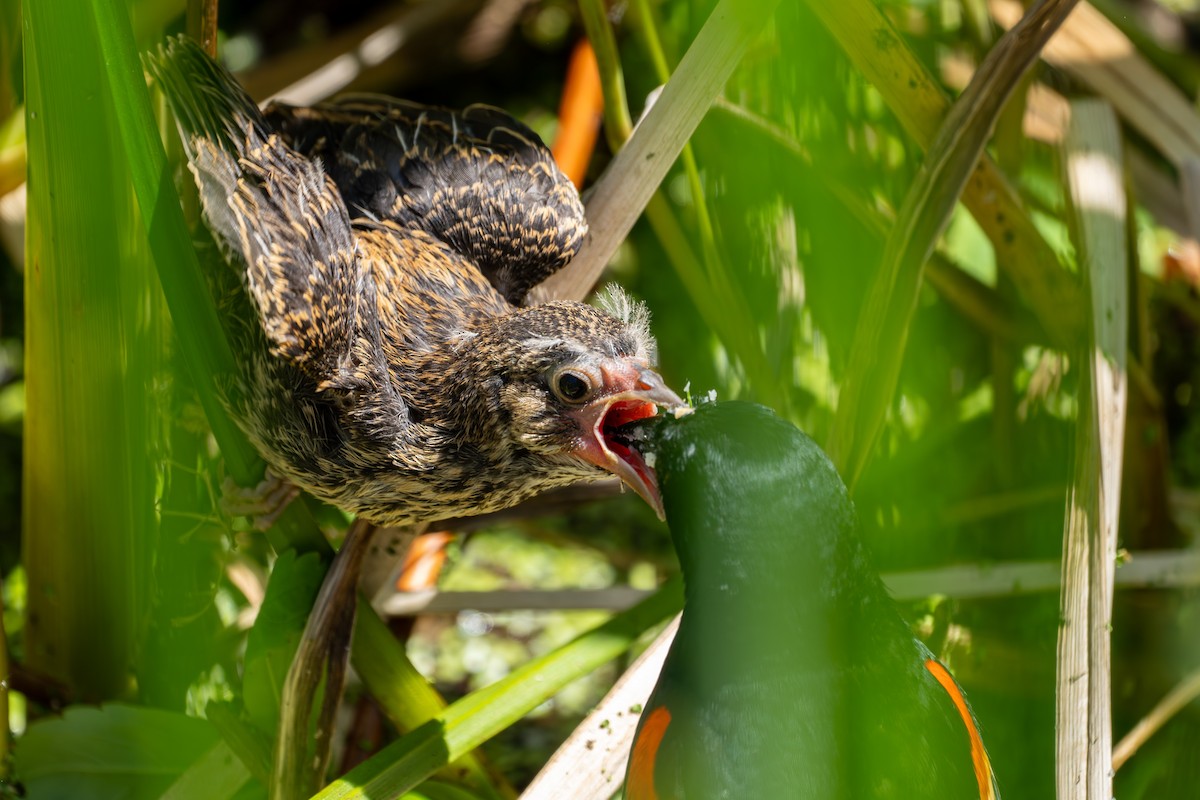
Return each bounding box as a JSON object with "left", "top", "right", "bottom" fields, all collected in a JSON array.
[{"left": 571, "top": 365, "right": 686, "bottom": 520}]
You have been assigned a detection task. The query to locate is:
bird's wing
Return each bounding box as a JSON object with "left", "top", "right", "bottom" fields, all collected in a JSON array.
[
  {"left": 146, "top": 37, "right": 390, "bottom": 398},
  {"left": 625, "top": 687, "right": 709, "bottom": 800},
  {"left": 923, "top": 658, "right": 1001, "bottom": 800},
  {"left": 626, "top": 702, "right": 672, "bottom": 800},
  {"left": 265, "top": 96, "right": 587, "bottom": 306}
]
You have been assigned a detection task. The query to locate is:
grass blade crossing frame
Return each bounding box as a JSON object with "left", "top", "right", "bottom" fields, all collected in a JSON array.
[
  {"left": 1057, "top": 98, "right": 1127, "bottom": 800},
  {"left": 826, "top": 0, "right": 1079, "bottom": 488}
]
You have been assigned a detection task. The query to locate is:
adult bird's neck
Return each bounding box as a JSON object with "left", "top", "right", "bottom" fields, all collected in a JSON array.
[
  {"left": 677, "top": 566, "right": 800, "bottom": 666},
  {"left": 674, "top": 533, "right": 896, "bottom": 680}
]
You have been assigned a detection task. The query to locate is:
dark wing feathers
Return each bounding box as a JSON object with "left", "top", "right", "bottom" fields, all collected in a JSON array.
[
  {"left": 265, "top": 96, "right": 587, "bottom": 305},
  {"left": 144, "top": 37, "right": 374, "bottom": 389}
]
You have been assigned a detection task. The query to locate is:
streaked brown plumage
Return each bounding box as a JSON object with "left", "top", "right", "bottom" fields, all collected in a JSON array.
[{"left": 145, "top": 36, "right": 682, "bottom": 527}]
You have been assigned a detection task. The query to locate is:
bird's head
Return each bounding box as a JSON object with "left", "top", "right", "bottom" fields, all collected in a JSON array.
[
  {"left": 638, "top": 401, "right": 856, "bottom": 583},
  {"left": 449, "top": 289, "right": 685, "bottom": 518}
]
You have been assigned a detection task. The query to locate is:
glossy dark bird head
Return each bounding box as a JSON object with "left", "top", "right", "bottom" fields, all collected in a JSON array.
[
  {"left": 436, "top": 290, "right": 685, "bottom": 519},
  {"left": 643, "top": 400, "right": 855, "bottom": 580}
]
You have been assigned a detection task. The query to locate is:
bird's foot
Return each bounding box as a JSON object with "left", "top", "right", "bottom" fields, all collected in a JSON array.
[{"left": 221, "top": 467, "right": 300, "bottom": 530}]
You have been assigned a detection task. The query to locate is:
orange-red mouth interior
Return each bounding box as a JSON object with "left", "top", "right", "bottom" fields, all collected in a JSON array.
[
  {"left": 601, "top": 400, "right": 659, "bottom": 487},
  {"left": 604, "top": 400, "right": 658, "bottom": 430}
]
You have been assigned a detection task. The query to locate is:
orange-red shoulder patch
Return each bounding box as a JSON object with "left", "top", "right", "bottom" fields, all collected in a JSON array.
[
  {"left": 626, "top": 705, "right": 672, "bottom": 800},
  {"left": 925, "top": 659, "right": 996, "bottom": 800}
]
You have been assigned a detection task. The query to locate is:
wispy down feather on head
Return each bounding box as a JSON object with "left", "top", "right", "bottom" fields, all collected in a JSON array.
[{"left": 596, "top": 283, "right": 656, "bottom": 362}]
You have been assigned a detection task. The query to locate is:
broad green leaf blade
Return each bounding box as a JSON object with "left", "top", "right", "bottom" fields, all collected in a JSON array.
[
  {"left": 16, "top": 705, "right": 218, "bottom": 799},
  {"left": 399, "top": 781, "right": 488, "bottom": 800},
  {"left": 24, "top": 0, "right": 158, "bottom": 701},
  {"left": 349, "top": 599, "right": 507, "bottom": 800},
  {"left": 85, "top": 0, "right": 250, "bottom": 480},
  {"left": 77, "top": 8, "right": 500, "bottom": 798},
  {"left": 159, "top": 740, "right": 253, "bottom": 800},
  {"left": 243, "top": 551, "right": 326, "bottom": 735},
  {"left": 80, "top": 6, "right": 446, "bottom": 789},
  {"left": 315, "top": 577, "right": 684, "bottom": 800},
  {"left": 573, "top": 0, "right": 782, "bottom": 410},
  {"left": 206, "top": 701, "right": 273, "bottom": 787}
]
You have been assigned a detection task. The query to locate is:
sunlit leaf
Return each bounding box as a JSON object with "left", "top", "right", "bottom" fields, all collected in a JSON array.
[{"left": 17, "top": 705, "right": 218, "bottom": 800}]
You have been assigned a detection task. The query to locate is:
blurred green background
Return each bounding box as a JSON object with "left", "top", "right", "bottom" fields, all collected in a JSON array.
[{"left": 2, "top": 0, "right": 1200, "bottom": 797}]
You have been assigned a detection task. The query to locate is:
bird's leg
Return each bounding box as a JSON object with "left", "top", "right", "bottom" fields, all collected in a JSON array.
[
  {"left": 221, "top": 466, "right": 300, "bottom": 530},
  {"left": 271, "top": 516, "right": 375, "bottom": 800}
]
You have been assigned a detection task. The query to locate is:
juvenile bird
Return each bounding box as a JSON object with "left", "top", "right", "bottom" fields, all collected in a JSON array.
[
  {"left": 145, "top": 36, "right": 681, "bottom": 527},
  {"left": 147, "top": 38, "right": 683, "bottom": 794},
  {"left": 626, "top": 402, "right": 998, "bottom": 799}
]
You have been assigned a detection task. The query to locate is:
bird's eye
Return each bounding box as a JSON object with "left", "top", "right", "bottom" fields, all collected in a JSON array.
[{"left": 553, "top": 370, "right": 592, "bottom": 403}]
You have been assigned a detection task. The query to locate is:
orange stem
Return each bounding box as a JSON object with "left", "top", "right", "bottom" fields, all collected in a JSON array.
[
  {"left": 396, "top": 531, "right": 456, "bottom": 592},
  {"left": 552, "top": 38, "right": 604, "bottom": 188}
]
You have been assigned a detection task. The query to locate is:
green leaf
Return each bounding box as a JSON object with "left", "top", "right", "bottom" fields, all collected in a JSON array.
[
  {"left": 86, "top": 0, "right": 329, "bottom": 557},
  {"left": 400, "top": 781, "right": 487, "bottom": 800},
  {"left": 315, "top": 577, "right": 683, "bottom": 799},
  {"left": 24, "top": 0, "right": 160, "bottom": 702},
  {"left": 571, "top": 0, "right": 783, "bottom": 410},
  {"left": 349, "top": 598, "right": 506, "bottom": 799},
  {"left": 16, "top": 705, "right": 218, "bottom": 800},
  {"left": 243, "top": 550, "right": 326, "bottom": 735},
  {"left": 159, "top": 740, "right": 254, "bottom": 800}
]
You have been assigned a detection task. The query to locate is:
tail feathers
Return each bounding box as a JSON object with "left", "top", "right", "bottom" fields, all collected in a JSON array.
[
  {"left": 143, "top": 35, "right": 372, "bottom": 394},
  {"left": 143, "top": 35, "right": 268, "bottom": 161}
]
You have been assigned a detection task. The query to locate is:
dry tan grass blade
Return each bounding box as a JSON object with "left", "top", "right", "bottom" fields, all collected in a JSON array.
[
  {"left": 519, "top": 617, "right": 680, "bottom": 800},
  {"left": 538, "top": 0, "right": 782, "bottom": 303},
  {"left": 1057, "top": 98, "right": 1128, "bottom": 800}
]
